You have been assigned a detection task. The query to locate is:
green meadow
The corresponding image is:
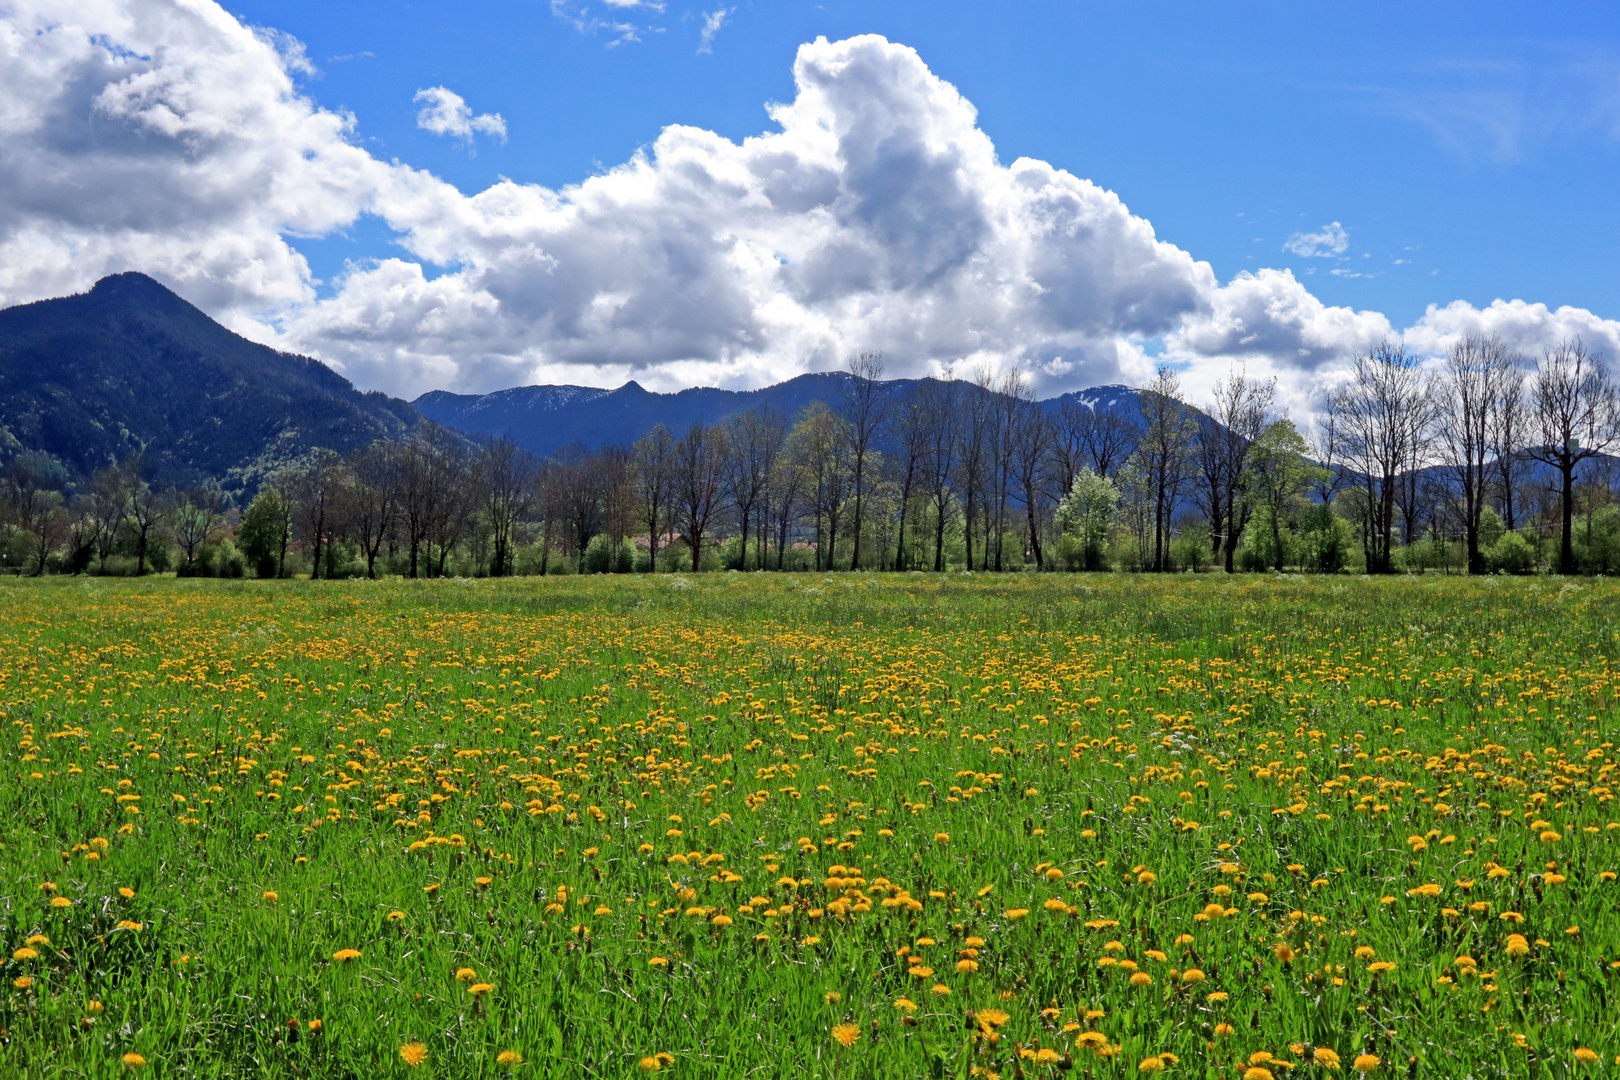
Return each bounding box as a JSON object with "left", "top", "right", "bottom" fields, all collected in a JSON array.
[{"left": 0, "top": 573, "right": 1617, "bottom": 1078}]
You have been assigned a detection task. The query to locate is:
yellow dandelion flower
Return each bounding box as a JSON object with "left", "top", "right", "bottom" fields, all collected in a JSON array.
[
  {"left": 400, "top": 1042, "right": 428, "bottom": 1067},
  {"left": 1574, "top": 1048, "right": 1598, "bottom": 1065},
  {"left": 468, "top": 983, "right": 494, "bottom": 996},
  {"left": 1139, "top": 1057, "right": 1165, "bottom": 1072},
  {"left": 455, "top": 967, "right": 477, "bottom": 981},
  {"left": 122, "top": 1052, "right": 147, "bottom": 1069},
  {"left": 1353, "top": 1054, "right": 1380, "bottom": 1073},
  {"left": 1180, "top": 968, "right": 1204, "bottom": 984},
  {"left": 1129, "top": 971, "right": 1152, "bottom": 987},
  {"left": 1315, "top": 1048, "right": 1342, "bottom": 1069},
  {"left": 13, "top": 948, "right": 38, "bottom": 962},
  {"left": 14, "top": 975, "right": 33, "bottom": 990},
  {"left": 1004, "top": 908, "right": 1030, "bottom": 920},
  {"left": 893, "top": 997, "right": 918, "bottom": 1013},
  {"left": 832, "top": 1022, "right": 860, "bottom": 1048},
  {"left": 497, "top": 1050, "right": 524, "bottom": 1066}
]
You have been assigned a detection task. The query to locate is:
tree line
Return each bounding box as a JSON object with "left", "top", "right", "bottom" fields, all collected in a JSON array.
[{"left": 3, "top": 339, "right": 1618, "bottom": 579}]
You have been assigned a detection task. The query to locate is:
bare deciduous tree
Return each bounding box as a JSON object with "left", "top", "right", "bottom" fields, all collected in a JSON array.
[
  {"left": 1528, "top": 338, "right": 1619, "bottom": 573},
  {"left": 792, "top": 403, "right": 849, "bottom": 571},
  {"left": 477, "top": 436, "right": 536, "bottom": 577},
  {"left": 634, "top": 424, "right": 676, "bottom": 572},
  {"left": 724, "top": 408, "right": 776, "bottom": 569},
  {"left": 173, "top": 480, "right": 225, "bottom": 571},
  {"left": 288, "top": 448, "right": 343, "bottom": 579},
  {"left": 1199, "top": 369, "right": 1273, "bottom": 572},
  {"left": 989, "top": 368, "right": 1026, "bottom": 571},
  {"left": 954, "top": 370, "right": 993, "bottom": 569},
  {"left": 1309, "top": 409, "right": 1345, "bottom": 507},
  {"left": 890, "top": 385, "right": 933, "bottom": 570},
  {"left": 674, "top": 422, "right": 725, "bottom": 572},
  {"left": 347, "top": 440, "right": 400, "bottom": 579},
  {"left": 126, "top": 485, "right": 168, "bottom": 576},
  {"left": 1060, "top": 399, "right": 1137, "bottom": 480},
  {"left": 1440, "top": 333, "right": 1518, "bottom": 574},
  {"left": 1136, "top": 365, "right": 1196, "bottom": 572},
  {"left": 1008, "top": 382, "right": 1051, "bottom": 569},
  {"left": 1330, "top": 341, "right": 1437, "bottom": 574},
  {"left": 1490, "top": 361, "right": 1529, "bottom": 531},
  {"left": 841, "top": 352, "right": 889, "bottom": 570}
]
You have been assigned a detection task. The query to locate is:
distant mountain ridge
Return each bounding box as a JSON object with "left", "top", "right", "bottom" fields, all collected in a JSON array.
[
  {"left": 0, "top": 274, "right": 1166, "bottom": 488},
  {"left": 416, "top": 374, "right": 1156, "bottom": 457},
  {"left": 0, "top": 273, "right": 419, "bottom": 491}
]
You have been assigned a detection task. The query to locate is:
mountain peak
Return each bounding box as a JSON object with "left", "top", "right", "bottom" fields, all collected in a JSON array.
[
  {"left": 86, "top": 271, "right": 200, "bottom": 314},
  {"left": 0, "top": 276, "right": 418, "bottom": 489}
]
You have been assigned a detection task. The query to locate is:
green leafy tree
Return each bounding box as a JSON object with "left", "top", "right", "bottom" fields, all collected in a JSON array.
[
  {"left": 1246, "top": 419, "right": 1327, "bottom": 572},
  {"left": 238, "top": 486, "right": 290, "bottom": 579},
  {"left": 1054, "top": 468, "right": 1118, "bottom": 570}
]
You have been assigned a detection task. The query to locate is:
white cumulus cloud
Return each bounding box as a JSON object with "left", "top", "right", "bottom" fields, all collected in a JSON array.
[
  {"left": 1404, "top": 298, "right": 1620, "bottom": 364},
  {"left": 0, "top": 0, "right": 1615, "bottom": 418},
  {"left": 413, "top": 86, "right": 507, "bottom": 143},
  {"left": 1284, "top": 221, "right": 1350, "bottom": 258}
]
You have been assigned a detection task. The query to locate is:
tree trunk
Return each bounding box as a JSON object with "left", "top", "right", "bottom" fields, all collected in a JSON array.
[
  {"left": 851, "top": 460, "right": 864, "bottom": 571},
  {"left": 310, "top": 507, "right": 324, "bottom": 581},
  {"left": 1223, "top": 503, "right": 1238, "bottom": 573},
  {"left": 1560, "top": 461, "right": 1576, "bottom": 574},
  {"left": 1025, "top": 497, "right": 1043, "bottom": 569},
  {"left": 962, "top": 492, "right": 974, "bottom": 571}
]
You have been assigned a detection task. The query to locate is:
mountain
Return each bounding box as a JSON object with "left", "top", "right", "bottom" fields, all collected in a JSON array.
[
  {"left": 415, "top": 373, "right": 1155, "bottom": 457},
  {"left": 0, "top": 273, "right": 418, "bottom": 491}
]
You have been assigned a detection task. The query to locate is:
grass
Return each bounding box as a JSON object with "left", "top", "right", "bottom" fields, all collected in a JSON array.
[{"left": 0, "top": 571, "right": 1617, "bottom": 1078}]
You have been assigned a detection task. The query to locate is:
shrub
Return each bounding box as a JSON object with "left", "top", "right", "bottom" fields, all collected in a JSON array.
[
  {"left": 582, "top": 535, "right": 636, "bottom": 574},
  {"left": 1487, "top": 531, "right": 1537, "bottom": 575}
]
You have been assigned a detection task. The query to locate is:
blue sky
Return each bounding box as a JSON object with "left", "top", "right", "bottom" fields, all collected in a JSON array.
[{"left": 236, "top": 0, "right": 1620, "bottom": 327}]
